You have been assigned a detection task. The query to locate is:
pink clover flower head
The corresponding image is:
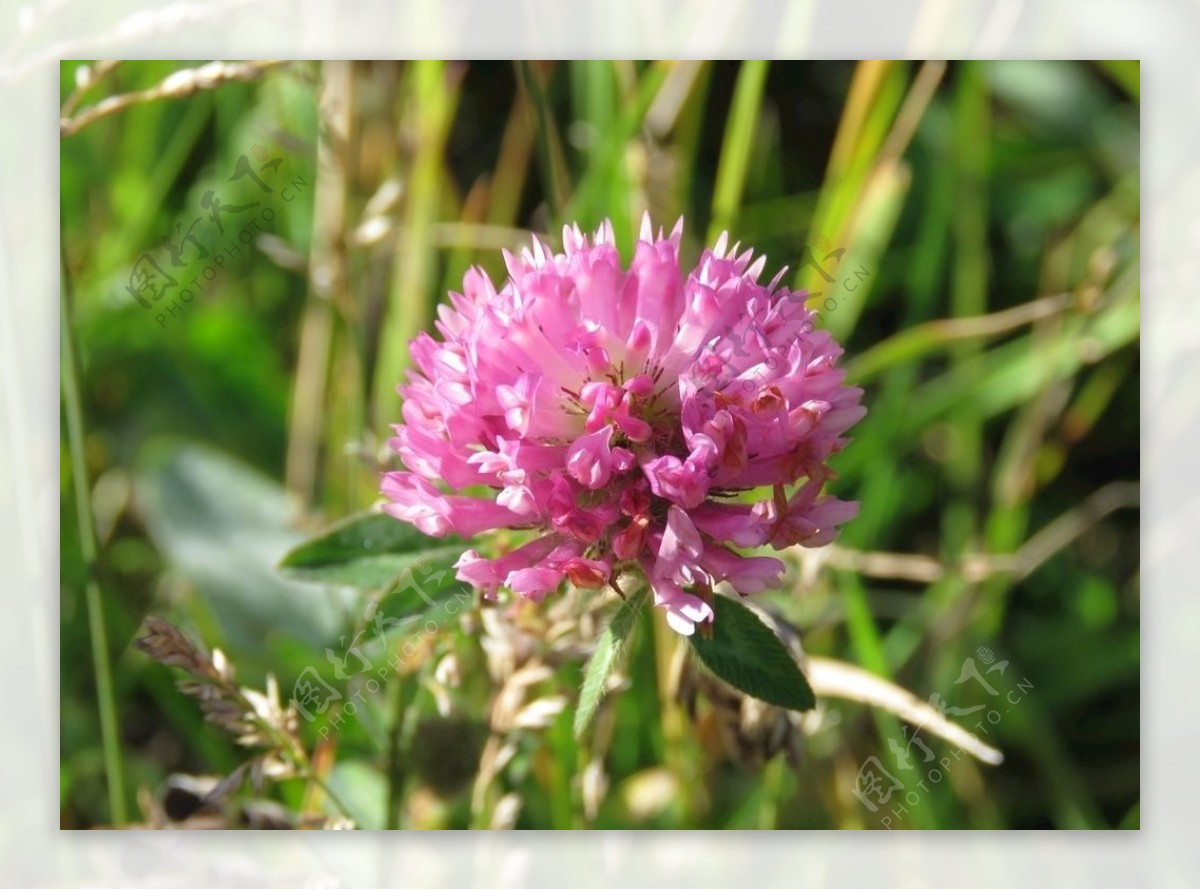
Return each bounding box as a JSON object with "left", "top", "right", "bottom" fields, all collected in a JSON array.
[{"left": 383, "top": 216, "right": 865, "bottom": 635}]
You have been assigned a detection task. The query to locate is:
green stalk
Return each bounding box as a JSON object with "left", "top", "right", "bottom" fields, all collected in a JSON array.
[
  {"left": 518, "top": 61, "right": 567, "bottom": 222},
  {"left": 60, "top": 243, "right": 126, "bottom": 824},
  {"left": 385, "top": 670, "right": 417, "bottom": 829},
  {"left": 708, "top": 59, "right": 769, "bottom": 242}
]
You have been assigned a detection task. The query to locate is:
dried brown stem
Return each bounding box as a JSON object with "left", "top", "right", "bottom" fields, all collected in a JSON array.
[
  {"left": 60, "top": 59, "right": 292, "bottom": 137},
  {"left": 816, "top": 480, "right": 1139, "bottom": 584}
]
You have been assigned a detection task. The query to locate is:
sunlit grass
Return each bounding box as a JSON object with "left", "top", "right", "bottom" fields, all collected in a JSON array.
[{"left": 59, "top": 59, "right": 1139, "bottom": 830}]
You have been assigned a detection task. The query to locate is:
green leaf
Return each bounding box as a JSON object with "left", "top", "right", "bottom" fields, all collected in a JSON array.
[
  {"left": 279, "top": 510, "right": 464, "bottom": 592},
  {"left": 279, "top": 510, "right": 476, "bottom": 634},
  {"left": 574, "top": 588, "right": 647, "bottom": 739},
  {"left": 689, "top": 596, "right": 816, "bottom": 712},
  {"left": 326, "top": 760, "right": 389, "bottom": 829},
  {"left": 370, "top": 560, "right": 476, "bottom": 628},
  {"left": 136, "top": 444, "right": 353, "bottom": 651}
]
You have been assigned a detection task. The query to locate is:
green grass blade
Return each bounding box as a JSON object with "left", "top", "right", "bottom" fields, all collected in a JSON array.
[
  {"left": 575, "top": 588, "right": 647, "bottom": 739},
  {"left": 707, "top": 59, "right": 770, "bottom": 243},
  {"left": 61, "top": 244, "right": 127, "bottom": 824}
]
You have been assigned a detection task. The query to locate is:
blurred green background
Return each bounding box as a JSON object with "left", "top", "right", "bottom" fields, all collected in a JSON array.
[{"left": 60, "top": 60, "right": 1139, "bottom": 829}]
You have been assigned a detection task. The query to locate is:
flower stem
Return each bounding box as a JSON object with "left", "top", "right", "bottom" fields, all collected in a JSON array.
[{"left": 60, "top": 243, "right": 127, "bottom": 824}]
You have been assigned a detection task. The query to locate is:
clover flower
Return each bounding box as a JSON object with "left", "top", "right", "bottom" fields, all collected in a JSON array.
[{"left": 382, "top": 217, "right": 865, "bottom": 635}]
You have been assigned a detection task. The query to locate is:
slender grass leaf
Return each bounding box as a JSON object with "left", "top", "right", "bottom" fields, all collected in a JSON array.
[
  {"left": 574, "top": 589, "right": 647, "bottom": 739},
  {"left": 708, "top": 59, "right": 770, "bottom": 242}
]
